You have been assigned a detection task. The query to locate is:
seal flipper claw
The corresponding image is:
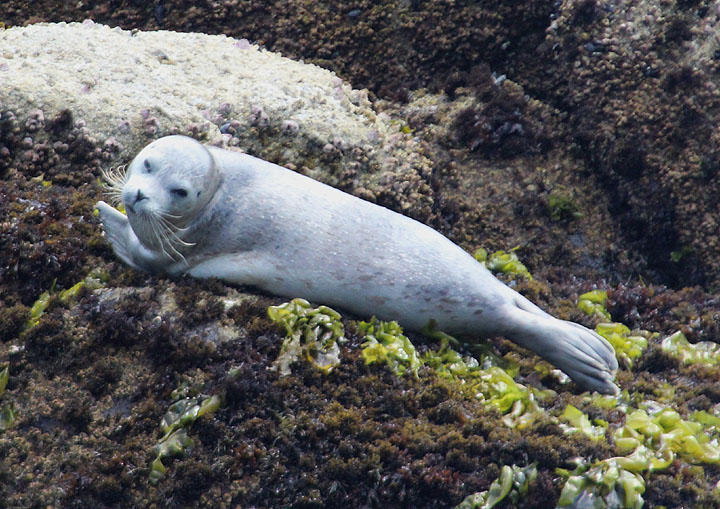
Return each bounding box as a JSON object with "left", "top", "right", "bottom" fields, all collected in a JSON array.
[
  {"left": 563, "top": 368, "right": 619, "bottom": 395},
  {"left": 564, "top": 320, "right": 618, "bottom": 370}
]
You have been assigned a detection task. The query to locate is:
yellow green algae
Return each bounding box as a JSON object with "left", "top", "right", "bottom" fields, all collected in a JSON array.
[
  {"left": 359, "top": 317, "right": 422, "bottom": 376},
  {"left": 267, "top": 298, "right": 345, "bottom": 375},
  {"left": 0, "top": 365, "right": 7, "bottom": 396},
  {"left": 360, "top": 318, "right": 545, "bottom": 430},
  {"left": 150, "top": 394, "right": 222, "bottom": 484},
  {"left": 577, "top": 289, "right": 612, "bottom": 321},
  {"left": 550, "top": 291, "right": 720, "bottom": 507},
  {"left": 661, "top": 330, "right": 720, "bottom": 366},
  {"left": 577, "top": 290, "right": 651, "bottom": 367},
  {"left": 356, "top": 282, "right": 720, "bottom": 507},
  {"left": 26, "top": 269, "right": 108, "bottom": 329},
  {"left": 613, "top": 404, "right": 720, "bottom": 465},
  {"left": 547, "top": 192, "right": 583, "bottom": 222},
  {"left": 0, "top": 365, "right": 14, "bottom": 432},
  {"left": 426, "top": 351, "right": 543, "bottom": 429},
  {"left": 473, "top": 247, "right": 533, "bottom": 280},
  {"left": 595, "top": 322, "right": 649, "bottom": 368},
  {"left": 557, "top": 456, "right": 645, "bottom": 509},
  {"left": 456, "top": 463, "right": 537, "bottom": 509},
  {"left": 554, "top": 389, "right": 720, "bottom": 507},
  {"left": 560, "top": 404, "right": 606, "bottom": 441}
]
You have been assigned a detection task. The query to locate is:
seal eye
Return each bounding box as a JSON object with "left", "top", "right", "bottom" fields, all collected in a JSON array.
[
  {"left": 143, "top": 159, "right": 152, "bottom": 173},
  {"left": 171, "top": 188, "right": 188, "bottom": 198}
]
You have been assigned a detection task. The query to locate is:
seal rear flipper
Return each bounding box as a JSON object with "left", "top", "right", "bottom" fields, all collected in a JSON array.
[{"left": 502, "top": 307, "right": 619, "bottom": 395}]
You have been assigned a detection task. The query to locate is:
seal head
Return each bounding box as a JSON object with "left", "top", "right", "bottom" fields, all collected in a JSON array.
[{"left": 116, "top": 136, "right": 221, "bottom": 259}]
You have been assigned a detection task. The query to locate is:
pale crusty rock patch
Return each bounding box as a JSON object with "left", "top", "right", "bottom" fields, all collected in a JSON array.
[{"left": 0, "top": 21, "right": 388, "bottom": 160}]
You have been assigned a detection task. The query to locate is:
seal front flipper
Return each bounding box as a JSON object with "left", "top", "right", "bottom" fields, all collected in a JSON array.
[
  {"left": 96, "top": 200, "right": 135, "bottom": 264},
  {"left": 500, "top": 306, "right": 619, "bottom": 394},
  {"left": 96, "top": 200, "right": 166, "bottom": 272}
]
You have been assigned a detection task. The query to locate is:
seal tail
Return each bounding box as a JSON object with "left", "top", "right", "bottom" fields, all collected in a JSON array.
[{"left": 500, "top": 297, "right": 619, "bottom": 394}]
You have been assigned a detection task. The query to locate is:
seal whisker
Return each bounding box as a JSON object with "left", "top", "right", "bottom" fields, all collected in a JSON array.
[
  {"left": 157, "top": 211, "right": 184, "bottom": 220},
  {"left": 100, "top": 164, "right": 128, "bottom": 206},
  {"left": 148, "top": 213, "right": 191, "bottom": 263},
  {"left": 156, "top": 214, "right": 195, "bottom": 248},
  {"left": 148, "top": 215, "right": 173, "bottom": 260}
]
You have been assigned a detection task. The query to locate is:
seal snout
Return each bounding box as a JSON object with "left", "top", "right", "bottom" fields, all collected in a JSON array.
[{"left": 123, "top": 188, "right": 148, "bottom": 215}]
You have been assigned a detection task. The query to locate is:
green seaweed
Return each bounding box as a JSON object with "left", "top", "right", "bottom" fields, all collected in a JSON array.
[
  {"left": 25, "top": 270, "right": 107, "bottom": 329},
  {"left": 160, "top": 395, "right": 221, "bottom": 439},
  {"left": 661, "top": 330, "right": 720, "bottom": 366},
  {"left": 268, "top": 298, "right": 345, "bottom": 375},
  {"left": 560, "top": 404, "right": 606, "bottom": 441},
  {"left": 614, "top": 405, "right": 720, "bottom": 465},
  {"left": 0, "top": 365, "right": 7, "bottom": 397},
  {"left": 691, "top": 410, "right": 720, "bottom": 430},
  {"left": 149, "top": 429, "right": 194, "bottom": 484},
  {"left": 576, "top": 290, "right": 650, "bottom": 366},
  {"left": 670, "top": 246, "right": 693, "bottom": 263},
  {"left": 557, "top": 457, "right": 645, "bottom": 509},
  {"left": 0, "top": 365, "right": 13, "bottom": 433},
  {"left": 592, "top": 393, "right": 621, "bottom": 410},
  {"left": 27, "top": 289, "right": 52, "bottom": 329},
  {"left": 473, "top": 247, "right": 532, "bottom": 280},
  {"left": 456, "top": 463, "right": 537, "bottom": 509},
  {"left": 150, "top": 394, "right": 221, "bottom": 484},
  {"left": 360, "top": 316, "right": 541, "bottom": 429},
  {"left": 595, "top": 322, "right": 648, "bottom": 368},
  {"left": 0, "top": 405, "right": 16, "bottom": 433},
  {"left": 359, "top": 317, "right": 422, "bottom": 376},
  {"left": 558, "top": 399, "right": 720, "bottom": 503},
  {"left": 423, "top": 340, "right": 542, "bottom": 429},
  {"left": 577, "top": 290, "right": 612, "bottom": 321},
  {"left": 555, "top": 367, "right": 720, "bottom": 506}
]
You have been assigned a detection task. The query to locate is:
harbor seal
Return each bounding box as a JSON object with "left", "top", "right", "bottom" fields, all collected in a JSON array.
[{"left": 95, "top": 135, "right": 619, "bottom": 394}]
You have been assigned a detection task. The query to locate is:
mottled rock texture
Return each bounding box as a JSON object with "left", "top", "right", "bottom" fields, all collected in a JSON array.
[{"left": 3, "top": 1, "right": 720, "bottom": 507}]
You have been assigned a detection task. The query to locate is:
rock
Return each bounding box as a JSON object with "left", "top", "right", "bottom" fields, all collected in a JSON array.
[{"left": 0, "top": 22, "right": 383, "bottom": 162}]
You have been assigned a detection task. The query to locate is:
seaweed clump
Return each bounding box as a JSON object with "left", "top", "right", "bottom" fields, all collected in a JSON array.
[
  {"left": 578, "top": 290, "right": 651, "bottom": 367},
  {"left": 0, "top": 365, "right": 15, "bottom": 432},
  {"left": 457, "top": 463, "right": 538, "bottom": 509},
  {"left": 150, "top": 394, "right": 221, "bottom": 483},
  {"left": 474, "top": 247, "right": 533, "bottom": 281},
  {"left": 661, "top": 331, "right": 720, "bottom": 366},
  {"left": 360, "top": 317, "right": 545, "bottom": 431},
  {"left": 267, "top": 298, "right": 345, "bottom": 375},
  {"left": 554, "top": 291, "right": 720, "bottom": 507},
  {"left": 359, "top": 317, "right": 421, "bottom": 376}
]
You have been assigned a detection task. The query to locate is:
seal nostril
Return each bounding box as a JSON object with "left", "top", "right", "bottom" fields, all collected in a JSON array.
[{"left": 135, "top": 190, "right": 147, "bottom": 203}]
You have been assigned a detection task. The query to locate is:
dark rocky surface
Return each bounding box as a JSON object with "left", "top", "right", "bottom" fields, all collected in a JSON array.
[{"left": 3, "top": 1, "right": 720, "bottom": 507}]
